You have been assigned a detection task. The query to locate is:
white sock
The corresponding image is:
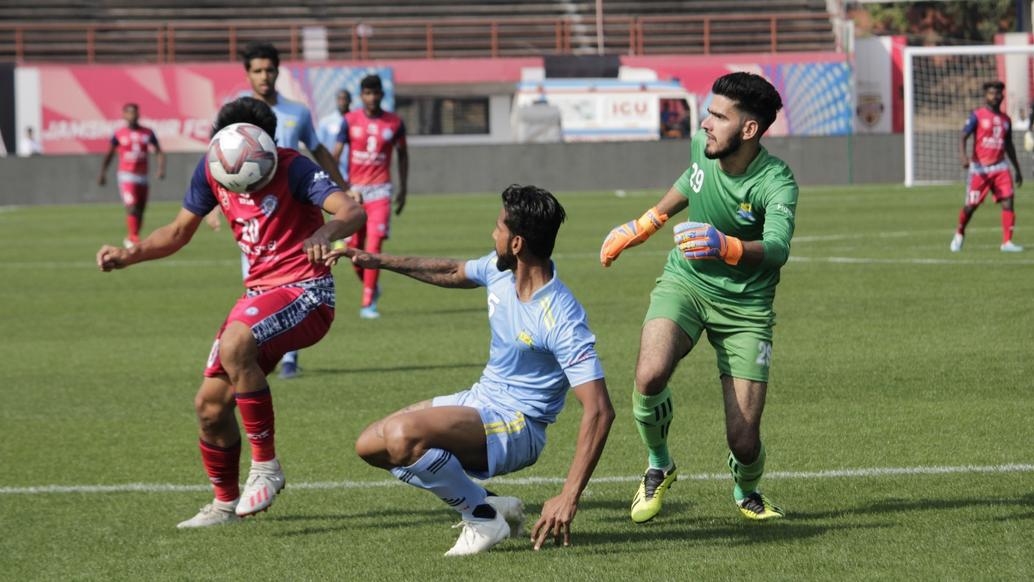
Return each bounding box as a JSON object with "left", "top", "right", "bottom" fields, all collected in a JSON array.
[{"left": 391, "top": 448, "right": 489, "bottom": 520}]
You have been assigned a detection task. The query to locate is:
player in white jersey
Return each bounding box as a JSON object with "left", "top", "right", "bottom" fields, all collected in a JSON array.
[{"left": 329, "top": 184, "right": 614, "bottom": 556}]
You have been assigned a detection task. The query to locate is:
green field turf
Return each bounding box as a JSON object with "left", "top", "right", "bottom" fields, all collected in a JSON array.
[{"left": 1, "top": 184, "right": 1032, "bottom": 580}]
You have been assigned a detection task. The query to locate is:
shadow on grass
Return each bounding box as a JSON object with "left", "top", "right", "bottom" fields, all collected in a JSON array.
[
  {"left": 791, "top": 494, "right": 1034, "bottom": 522},
  {"left": 303, "top": 362, "right": 482, "bottom": 377}
]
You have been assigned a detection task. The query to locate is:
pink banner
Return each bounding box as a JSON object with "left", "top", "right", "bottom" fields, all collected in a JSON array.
[{"left": 36, "top": 63, "right": 251, "bottom": 154}]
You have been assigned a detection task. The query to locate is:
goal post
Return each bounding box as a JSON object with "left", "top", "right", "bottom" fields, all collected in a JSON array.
[{"left": 904, "top": 44, "right": 1034, "bottom": 186}]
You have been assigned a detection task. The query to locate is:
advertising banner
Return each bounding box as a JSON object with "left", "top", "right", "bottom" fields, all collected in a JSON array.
[{"left": 16, "top": 63, "right": 394, "bottom": 154}]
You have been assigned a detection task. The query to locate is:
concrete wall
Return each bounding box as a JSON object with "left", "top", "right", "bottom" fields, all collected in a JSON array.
[{"left": 0, "top": 134, "right": 904, "bottom": 206}]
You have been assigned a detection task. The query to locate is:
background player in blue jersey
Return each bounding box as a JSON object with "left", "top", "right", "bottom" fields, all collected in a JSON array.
[
  {"left": 329, "top": 184, "right": 615, "bottom": 556},
  {"left": 317, "top": 89, "right": 351, "bottom": 183},
  {"left": 238, "top": 42, "right": 353, "bottom": 379}
]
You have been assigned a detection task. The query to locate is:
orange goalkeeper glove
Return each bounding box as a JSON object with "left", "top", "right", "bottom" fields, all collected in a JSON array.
[
  {"left": 600, "top": 207, "right": 669, "bottom": 267},
  {"left": 673, "top": 221, "right": 744, "bottom": 266}
]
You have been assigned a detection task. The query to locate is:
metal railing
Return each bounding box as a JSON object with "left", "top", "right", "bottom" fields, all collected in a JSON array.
[{"left": 0, "top": 13, "right": 835, "bottom": 63}]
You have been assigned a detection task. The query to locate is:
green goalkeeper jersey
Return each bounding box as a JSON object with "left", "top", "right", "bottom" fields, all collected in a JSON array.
[{"left": 667, "top": 130, "right": 798, "bottom": 307}]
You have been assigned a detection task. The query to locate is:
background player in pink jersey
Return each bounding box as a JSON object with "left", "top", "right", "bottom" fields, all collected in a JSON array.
[
  {"left": 97, "top": 103, "right": 165, "bottom": 248},
  {"left": 953, "top": 80, "right": 1023, "bottom": 253},
  {"left": 95, "top": 98, "right": 366, "bottom": 528},
  {"left": 333, "top": 74, "right": 410, "bottom": 319}
]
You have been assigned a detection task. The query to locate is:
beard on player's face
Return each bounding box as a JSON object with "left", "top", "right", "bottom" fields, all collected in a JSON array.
[
  {"left": 704, "top": 125, "right": 744, "bottom": 160},
  {"left": 496, "top": 236, "right": 518, "bottom": 272}
]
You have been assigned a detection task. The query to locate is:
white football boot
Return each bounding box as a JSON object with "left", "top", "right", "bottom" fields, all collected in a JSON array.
[
  {"left": 236, "top": 458, "right": 285, "bottom": 517},
  {"left": 485, "top": 496, "right": 525, "bottom": 538},
  {"left": 950, "top": 233, "right": 964, "bottom": 252},
  {"left": 1001, "top": 241, "right": 1024, "bottom": 252},
  {"left": 444, "top": 512, "right": 510, "bottom": 557},
  {"left": 177, "top": 498, "right": 241, "bottom": 529}
]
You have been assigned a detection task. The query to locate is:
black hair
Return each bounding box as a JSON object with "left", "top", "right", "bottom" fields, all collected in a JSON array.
[
  {"left": 240, "top": 41, "right": 280, "bottom": 71},
  {"left": 501, "top": 184, "right": 566, "bottom": 260},
  {"left": 211, "top": 97, "right": 277, "bottom": 138},
  {"left": 123, "top": 103, "right": 139, "bottom": 112},
  {"left": 338, "top": 88, "right": 352, "bottom": 99},
  {"left": 360, "top": 75, "right": 383, "bottom": 92},
  {"left": 711, "top": 72, "right": 783, "bottom": 135},
  {"left": 983, "top": 80, "right": 1005, "bottom": 92}
]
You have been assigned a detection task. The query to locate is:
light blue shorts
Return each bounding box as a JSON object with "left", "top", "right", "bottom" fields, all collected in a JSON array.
[{"left": 432, "top": 386, "right": 547, "bottom": 480}]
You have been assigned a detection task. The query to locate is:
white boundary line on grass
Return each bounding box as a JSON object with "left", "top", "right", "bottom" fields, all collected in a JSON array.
[{"left": 3, "top": 463, "right": 1031, "bottom": 496}]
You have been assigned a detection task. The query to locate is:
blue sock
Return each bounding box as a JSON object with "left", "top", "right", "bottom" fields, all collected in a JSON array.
[{"left": 391, "top": 448, "right": 490, "bottom": 520}]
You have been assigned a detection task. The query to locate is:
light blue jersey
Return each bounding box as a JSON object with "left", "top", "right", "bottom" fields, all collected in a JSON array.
[
  {"left": 270, "top": 96, "right": 319, "bottom": 151},
  {"left": 317, "top": 112, "right": 349, "bottom": 181},
  {"left": 463, "top": 252, "right": 604, "bottom": 424}
]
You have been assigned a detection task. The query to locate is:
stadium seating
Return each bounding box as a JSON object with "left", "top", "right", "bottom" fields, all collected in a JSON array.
[{"left": 0, "top": 0, "right": 835, "bottom": 62}]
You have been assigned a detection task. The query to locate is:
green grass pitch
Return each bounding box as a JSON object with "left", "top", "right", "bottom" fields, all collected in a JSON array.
[{"left": 1, "top": 184, "right": 1032, "bottom": 580}]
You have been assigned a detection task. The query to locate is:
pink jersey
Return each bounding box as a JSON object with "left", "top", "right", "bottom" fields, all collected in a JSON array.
[
  {"left": 184, "top": 148, "right": 340, "bottom": 290},
  {"left": 111, "top": 126, "right": 158, "bottom": 175},
  {"left": 338, "top": 110, "right": 406, "bottom": 186},
  {"left": 964, "top": 108, "right": 1012, "bottom": 167}
]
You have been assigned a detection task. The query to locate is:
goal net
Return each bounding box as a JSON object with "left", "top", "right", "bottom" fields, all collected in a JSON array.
[{"left": 904, "top": 44, "right": 1034, "bottom": 186}]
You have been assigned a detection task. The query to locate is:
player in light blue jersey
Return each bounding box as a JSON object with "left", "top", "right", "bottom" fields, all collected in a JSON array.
[
  {"left": 317, "top": 89, "right": 351, "bottom": 183},
  {"left": 330, "top": 184, "right": 614, "bottom": 556},
  {"left": 238, "top": 42, "right": 354, "bottom": 380}
]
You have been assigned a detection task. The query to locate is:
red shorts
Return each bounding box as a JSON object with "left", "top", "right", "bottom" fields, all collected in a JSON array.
[
  {"left": 966, "top": 170, "right": 1013, "bottom": 206},
  {"left": 117, "top": 174, "right": 149, "bottom": 207},
  {"left": 203, "top": 276, "right": 335, "bottom": 377},
  {"left": 349, "top": 197, "right": 391, "bottom": 249}
]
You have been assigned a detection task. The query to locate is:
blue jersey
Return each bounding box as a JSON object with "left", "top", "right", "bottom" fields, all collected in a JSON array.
[
  {"left": 317, "top": 112, "right": 349, "bottom": 180},
  {"left": 269, "top": 96, "right": 319, "bottom": 151},
  {"left": 463, "top": 252, "right": 605, "bottom": 423}
]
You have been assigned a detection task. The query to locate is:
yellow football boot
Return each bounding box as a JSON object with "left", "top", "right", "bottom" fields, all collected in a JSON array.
[
  {"left": 736, "top": 491, "right": 784, "bottom": 520},
  {"left": 630, "top": 465, "right": 677, "bottom": 523}
]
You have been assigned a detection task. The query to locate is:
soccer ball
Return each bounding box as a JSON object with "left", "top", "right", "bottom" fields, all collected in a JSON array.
[{"left": 207, "top": 123, "right": 277, "bottom": 193}]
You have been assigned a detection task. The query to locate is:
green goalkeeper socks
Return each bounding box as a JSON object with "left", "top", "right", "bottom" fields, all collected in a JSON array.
[
  {"left": 728, "top": 443, "right": 766, "bottom": 501},
  {"left": 632, "top": 386, "right": 673, "bottom": 470}
]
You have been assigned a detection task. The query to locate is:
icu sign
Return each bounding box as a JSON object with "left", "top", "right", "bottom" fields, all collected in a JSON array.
[{"left": 604, "top": 95, "right": 657, "bottom": 127}]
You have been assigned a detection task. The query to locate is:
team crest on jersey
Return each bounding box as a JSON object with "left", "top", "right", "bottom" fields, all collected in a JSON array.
[
  {"left": 737, "top": 202, "right": 755, "bottom": 222},
  {"left": 981, "top": 119, "right": 991, "bottom": 129},
  {"left": 351, "top": 127, "right": 362, "bottom": 138},
  {"left": 517, "top": 331, "right": 534, "bottom": 348},
  {"left": 260, "top": 194, "right": 278, "bottom": 217},
  {"left": 381, "top": 128, "right": 394, "bottom": 140}
]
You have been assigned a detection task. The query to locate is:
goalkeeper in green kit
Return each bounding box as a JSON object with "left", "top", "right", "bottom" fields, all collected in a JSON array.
[{"left": 600, "top": 72, "right": 797, "bottom": 523}]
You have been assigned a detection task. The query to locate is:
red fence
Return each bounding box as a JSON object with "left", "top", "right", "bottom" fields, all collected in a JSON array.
[{"left": 0, "top": 13, "right": 835, "bottom": 63}]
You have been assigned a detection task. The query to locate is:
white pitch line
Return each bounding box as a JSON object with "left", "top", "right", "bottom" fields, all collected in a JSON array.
[{"left": 2, "top": 463, "right": 1031, "bottom": 496}]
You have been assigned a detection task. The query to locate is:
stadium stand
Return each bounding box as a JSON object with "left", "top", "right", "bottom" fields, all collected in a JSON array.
[{"left": 0, "top": 0, "right": 835, "bottom": 62}]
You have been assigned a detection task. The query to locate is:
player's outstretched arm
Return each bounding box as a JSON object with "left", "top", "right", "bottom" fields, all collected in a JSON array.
[
  {"left": 600, "top": 187, "right": 687, "bottom": 267},
  {"left": 96, "top": 208, "right": 203, "bottom": 271},
  {"left": 304, "top": 190, "right": 366, "bottom": 265},
  {"left": 531, "top": 378, "right": 614, "bottom": 550},
  {"left": 326, "top": 247, "right": 479, "bottom": 289}
]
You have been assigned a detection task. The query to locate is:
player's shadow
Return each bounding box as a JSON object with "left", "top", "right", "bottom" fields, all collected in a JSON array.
[
  {"left": 789, "top": 494, "right": 1034, "bottom": 522},
  {"left": 304, "top": 362, "right": 483, "bottom": 376},
  {"left": 268, "top": 507, "right": 455, "bottom": 537}
]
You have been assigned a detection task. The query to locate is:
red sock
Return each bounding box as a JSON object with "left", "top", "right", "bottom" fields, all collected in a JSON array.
[
  {"left": 957, "top": 208, "right": 972, "bottom": 235},
  {"left": 199, "top": 439, "right": 241, "bottom": 502},
  {"left": 1002, "top": 210, "right": 1015, "bottom": 243},
  {"left": 236, "top": 387, "right": 276, "bottom": 462},
  {"left": 126, "top": 214, "right": 141, "bottom": 242},
  {"left": 362, "top": 270, "right": 380, "bottom": 307}
]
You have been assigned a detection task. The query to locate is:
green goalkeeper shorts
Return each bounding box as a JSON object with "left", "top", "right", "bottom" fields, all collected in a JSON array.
[{"left": 644, "top": 275, "right": 775, "bottom": 382}]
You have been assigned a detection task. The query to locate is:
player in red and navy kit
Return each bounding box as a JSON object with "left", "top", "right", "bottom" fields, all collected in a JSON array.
[
  {"left": 332, "top": 74, "right": 409, "bottom": 319},
  {"left": 95, "top": 98, "right": 366, "bottom": 528},
  {"left": 953, "top": 81, "right": 1023, "bottom": 252},
  {"left": 97, "top": 103, "right": 165, "bottom": 248}
]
